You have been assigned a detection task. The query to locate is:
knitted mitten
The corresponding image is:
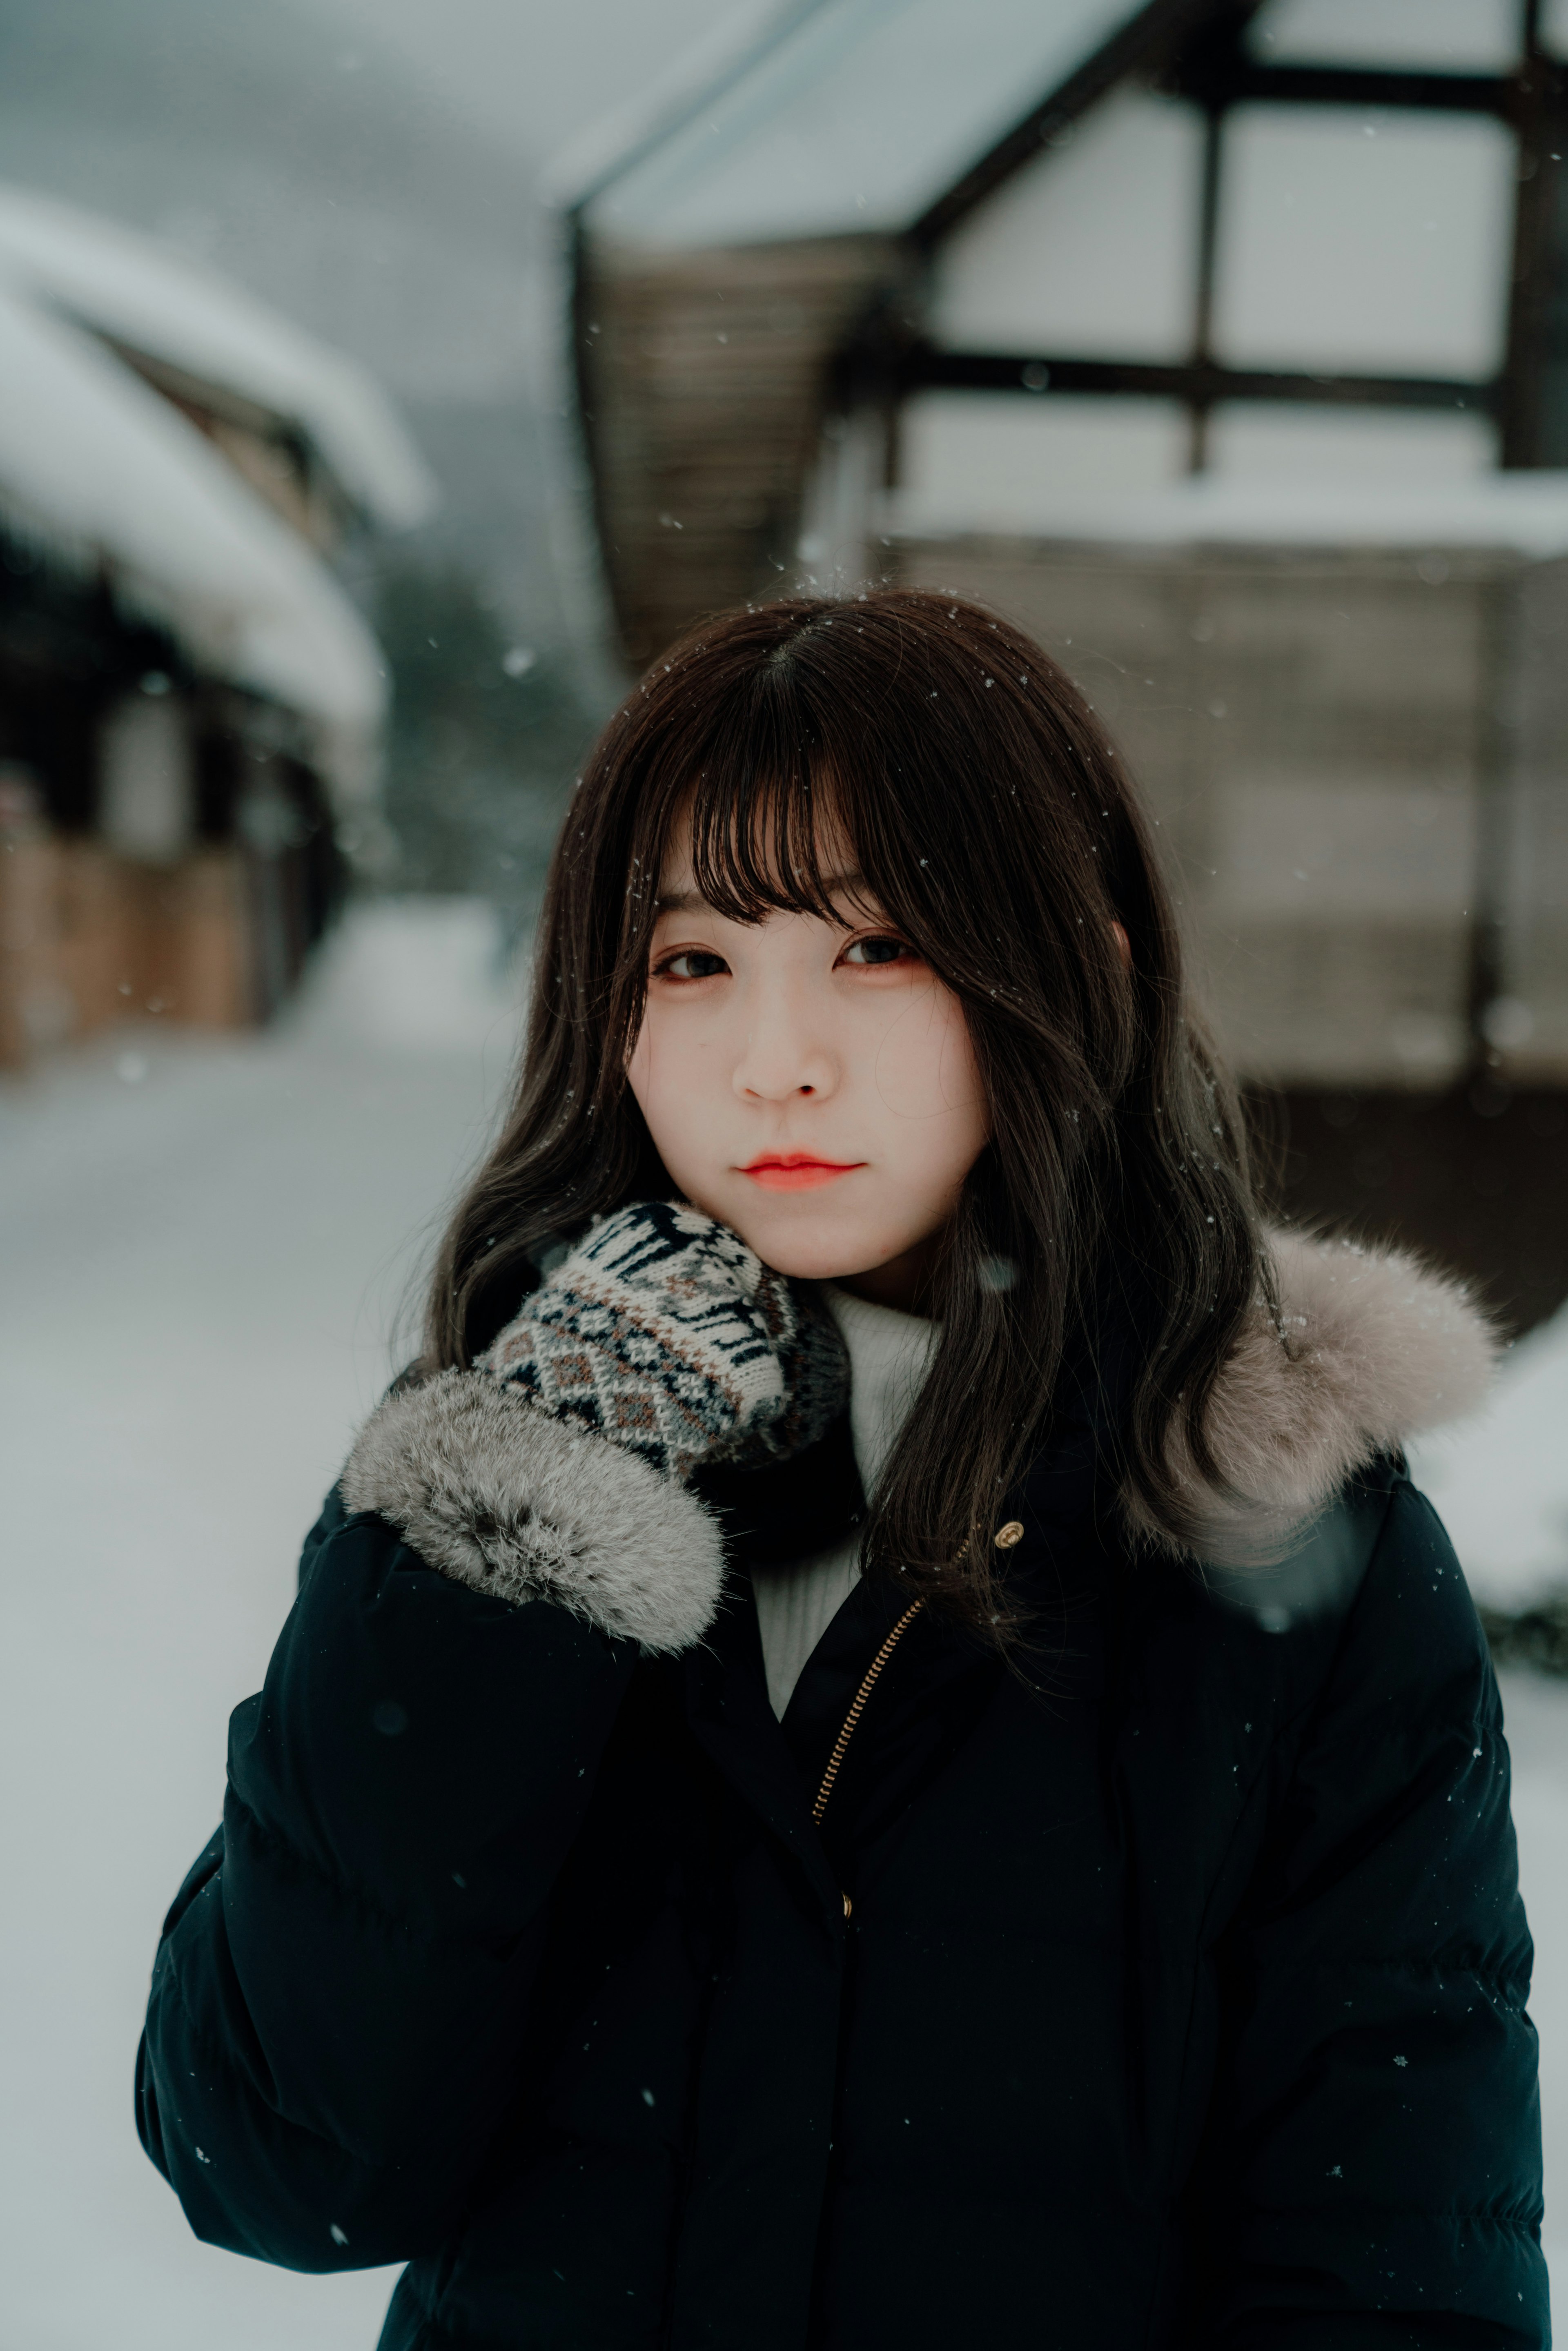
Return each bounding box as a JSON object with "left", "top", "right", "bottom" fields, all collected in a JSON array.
[{"left": 479, "top": 1199, "right": 848, "bottom": 1479}]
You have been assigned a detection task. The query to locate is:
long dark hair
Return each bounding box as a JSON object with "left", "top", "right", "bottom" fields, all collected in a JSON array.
[{"left": 425, "top": 590, "right": 1267, "bottom": 1627}]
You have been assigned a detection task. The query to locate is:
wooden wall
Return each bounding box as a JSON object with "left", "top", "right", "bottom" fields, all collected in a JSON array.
[
  {"left": 0, "top": 828, "right": 252, "bottom": 1069},
  {"left": 893, "top": 532, "right": 1568, "bottom": 1089}
]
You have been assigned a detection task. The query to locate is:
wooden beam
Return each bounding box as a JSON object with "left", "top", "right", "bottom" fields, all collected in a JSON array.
[
  {"left": 898, "top": 343, "right": 1495, "bottom": 415},
  {"left": 911, "top": 0, "right": 1267, "bottom": 250},
  {"left": 1498, "top": 25, "right": 1568, "bottom": 464},
  {"left": 1172, "top": 60, "right": 1517, "bottom": 116},
  {"left": 1187, "top": 105, "right": 1225, "bottom": 470}
]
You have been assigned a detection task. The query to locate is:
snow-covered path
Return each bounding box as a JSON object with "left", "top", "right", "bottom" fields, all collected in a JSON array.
[
  {"left": 0, "top": 905, "right": 523, "bottom": 2349},
  {"left": 1411, "top": 1319, "right": 1568, "bottom": 1614},
  {"left": 1, "top": 901, "right": 1563, "bottom": 2344}
]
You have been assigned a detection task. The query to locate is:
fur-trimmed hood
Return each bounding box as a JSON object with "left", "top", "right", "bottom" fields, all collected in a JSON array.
[
  {"left": 341, "top": 1230, "right": 1498, "bottom": 1652},
  {"left": 1129, "top": 1229, "right": 1499, "bottom": 1567}
]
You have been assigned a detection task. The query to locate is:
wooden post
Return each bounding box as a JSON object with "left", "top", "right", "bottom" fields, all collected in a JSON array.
[{"left": 1499, "top": 3, "right": 1568, "bottom": 466}]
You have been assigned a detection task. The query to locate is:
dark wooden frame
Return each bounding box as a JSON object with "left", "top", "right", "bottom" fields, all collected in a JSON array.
[
  {"left": 877, "top": 0, "right": 1568, "bottom": 472},
  {"left": 895, "top": 346, "right": 1488, "bottom": 416}
]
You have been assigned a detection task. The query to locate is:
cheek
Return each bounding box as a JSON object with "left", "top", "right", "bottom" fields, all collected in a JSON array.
[
  {"left": 625, "top": 1021, "right": 660, "bottom": 1140},
  {"left": 626, "top": 1015, "right": 675, "bottom": 1139},
  {"left": 869, "top": 985, "right": 986, "bottom": 1140},
  {"left": 626, "top": 1011, "right": 720, "bottom": 1189}
]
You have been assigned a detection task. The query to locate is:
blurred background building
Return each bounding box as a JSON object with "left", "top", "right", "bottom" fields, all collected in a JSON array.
[
  {"left": 0, "top": 187, "right": 431, "bottom": 1064},
  {"left": 0, "top": 0, "right": 612, "bottom": 1075},
  {"left": 568, "top": 0, "right": 1568, "bottom": 1334}
]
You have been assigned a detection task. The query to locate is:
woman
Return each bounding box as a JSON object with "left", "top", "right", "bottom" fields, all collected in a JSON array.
[{"left": 138, "top": 591, "right": 1546, "bottom": 2347}]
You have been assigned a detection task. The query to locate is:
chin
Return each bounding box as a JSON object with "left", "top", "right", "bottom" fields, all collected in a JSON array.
[
  {"left": 755, "top": 1238, "right": 867, "bottom": 1282},
  {"left": 721, "top": 1203, "right": 901, "bottom": 1286}
]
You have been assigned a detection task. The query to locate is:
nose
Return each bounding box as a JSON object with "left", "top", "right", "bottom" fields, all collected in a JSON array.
[{"left": 731, "top": 985, "right": 839, "bottom": 1103}]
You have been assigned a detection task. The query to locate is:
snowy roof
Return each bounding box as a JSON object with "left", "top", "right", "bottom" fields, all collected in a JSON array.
[
  {"left": 892, "top": 469, "right": 1568, "bottom": 559},
  {"left": 565, "top": 0, "right": 1557, "bottom": 253},
  {"left": 546, "top": 0, "right": 789, "bottom": 214},
  {"left": 0, "top": 186, "right": 434, "bottom": 528},
  {"left": 574, "top": 0, "right": 1140, "bottom": 248},
  {"left": 0, "top": 279, "right": 387, "bottom": 800}
]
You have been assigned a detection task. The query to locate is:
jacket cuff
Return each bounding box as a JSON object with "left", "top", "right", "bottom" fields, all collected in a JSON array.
[{"left": 339, "top": 1370, "right": 724, "bottom": 1653}]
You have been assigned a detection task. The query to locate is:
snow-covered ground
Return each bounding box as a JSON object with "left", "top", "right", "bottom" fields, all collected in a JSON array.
[
  {"left": 1411, "top": 1318, "right": 1568, "bottom": 1613},
  {"left": 1, "top": 897, "right": 1564, "bottom": 2345},
  {"left": 0, "top": 901, "right": 524, "bottom": 2350}
]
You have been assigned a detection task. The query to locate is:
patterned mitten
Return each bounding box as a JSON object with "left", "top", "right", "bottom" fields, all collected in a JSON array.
[{"left": 479, "top": 1199, "right": 848, "bottom": 1479}]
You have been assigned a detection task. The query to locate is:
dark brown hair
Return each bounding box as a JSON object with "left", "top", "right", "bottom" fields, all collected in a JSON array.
[{"left": 425, "top": 589, "right": 1267, "bottom": 1628}]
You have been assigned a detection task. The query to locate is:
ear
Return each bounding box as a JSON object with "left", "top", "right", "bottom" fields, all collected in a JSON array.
[{"left": 1111, "top": 921, "right": 1132, "bottom": 973}]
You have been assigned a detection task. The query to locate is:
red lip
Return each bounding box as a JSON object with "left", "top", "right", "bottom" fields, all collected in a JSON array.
[{"left": 740, "top": 1153, "right": 865, "bottom": 1192}]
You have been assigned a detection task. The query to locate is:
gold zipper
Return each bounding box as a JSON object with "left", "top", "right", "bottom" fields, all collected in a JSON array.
[
  {"left": 812, "top": 1599, "right": 926, "bottom": 1828},
  {"left": 814, "top": 1529, "right": 984, "bottom": 1915}
]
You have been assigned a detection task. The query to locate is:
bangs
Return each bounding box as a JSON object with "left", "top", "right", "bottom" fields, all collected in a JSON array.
[
  {"left": 685, "top": 753, "right": 861, "bottom": 927},
  {"left": 640, "top": 657, "right": 873, "bottom": 927}
]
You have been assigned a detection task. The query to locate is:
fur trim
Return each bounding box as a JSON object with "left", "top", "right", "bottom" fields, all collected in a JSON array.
[
  {"left": 340, "top": 1371, "right": 724, "bottom": 1653},
  {"left": 1125, "top": 1231, "right": 1500, "bottom": 1565}
]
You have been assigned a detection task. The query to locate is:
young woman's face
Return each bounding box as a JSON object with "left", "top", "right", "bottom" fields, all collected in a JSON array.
[{"left": 626, "top": 828, "right": 989, "bottom": 1306}]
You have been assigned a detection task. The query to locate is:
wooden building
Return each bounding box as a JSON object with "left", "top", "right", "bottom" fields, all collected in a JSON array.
[
  {"left": 564, "top": 0, "right": 1568, "bottom": 1325},
  {"left": 0, "top": 187, "right": 432, "bottom": 1068}
]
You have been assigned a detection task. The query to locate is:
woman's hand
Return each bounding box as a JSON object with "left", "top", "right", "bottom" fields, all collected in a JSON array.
[
  {"left": 480, "top": 1199, "right": 847, "bottom": 1479},
  {"left": 340, "top": 1200, "right": 841, "bottom": 1651}
]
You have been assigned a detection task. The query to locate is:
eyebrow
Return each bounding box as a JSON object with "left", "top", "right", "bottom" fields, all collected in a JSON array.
[{"left": 654, "top": 867, "right": 867, "bottom": 914}]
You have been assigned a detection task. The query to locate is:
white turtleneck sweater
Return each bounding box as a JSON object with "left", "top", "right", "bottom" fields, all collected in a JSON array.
[{"left": 751, "top": 1284, "right": 940, "bottom": 1721}]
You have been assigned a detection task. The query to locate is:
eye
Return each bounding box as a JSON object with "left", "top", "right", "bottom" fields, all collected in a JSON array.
[
  {"left": 655, "top": 947, "right": 729, "bottom": 981},
  {"left": 840, "top": 933, "right": 919, "bottom": 969}
]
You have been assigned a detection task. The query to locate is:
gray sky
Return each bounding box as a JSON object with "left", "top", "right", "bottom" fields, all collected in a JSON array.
[{"left": 305, "top": 0, "right": 745, "bottom": 168}]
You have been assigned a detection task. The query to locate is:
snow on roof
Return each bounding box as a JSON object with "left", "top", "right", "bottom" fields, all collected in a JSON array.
[
  {"left": 0, "top": 280, "right": 386, "bottom": 802},
  {"left": 545, "top": 0, "right": 791, "bottom": 213},
  {"left": 577, "top": 0, "right": 1138, "bottom": 248},
  {"left": 892, "top": 468, "right": 1568, "bottom": 559},
  {"left": 0, "top": 185, "right": 434, "bottom": 529}
]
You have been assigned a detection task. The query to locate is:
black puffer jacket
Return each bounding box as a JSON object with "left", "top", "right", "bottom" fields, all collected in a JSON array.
[{"left": 137, "top": 1237, "right": 1547, "bottom": 2348}]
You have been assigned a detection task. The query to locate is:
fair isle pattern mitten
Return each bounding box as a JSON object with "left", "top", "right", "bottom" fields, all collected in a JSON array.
[{"left": 480, "top": 1199, "right": 849, "bottom": 1479}]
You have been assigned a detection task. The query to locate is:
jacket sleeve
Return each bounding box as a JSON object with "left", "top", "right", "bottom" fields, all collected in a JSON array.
[
  {"left": 136, "top": 1375, "right": 726, "bottom": 2274},
  {"left": 135, "top": 1493, "right": 641, "bottom": 2270},
  {"left": 1193, "top": 1476, "right": 1547, "bottom": 2349}
]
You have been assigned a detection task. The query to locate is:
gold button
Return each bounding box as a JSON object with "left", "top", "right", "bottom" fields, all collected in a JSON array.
[{"left": 994, "top": 1520, "right": 1025, "bottom": 1550}]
